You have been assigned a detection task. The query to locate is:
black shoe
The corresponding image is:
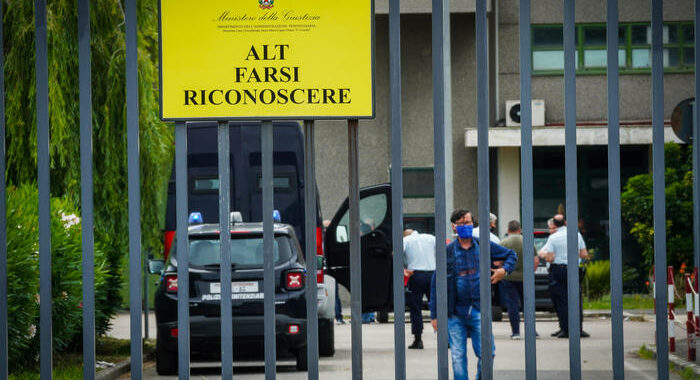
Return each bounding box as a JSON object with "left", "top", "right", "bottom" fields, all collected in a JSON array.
[
  {"left": 408, "top": 339, "right": 424, "bottom": 349},
  {"left": 551, "top": 329, "right": 562, "bottom": 337},
  {"left": 556, "top": 331, "right": 569, "bottom": 338},
  {"left": 580, "top": 330, "right": 590, "bottom": 338}
]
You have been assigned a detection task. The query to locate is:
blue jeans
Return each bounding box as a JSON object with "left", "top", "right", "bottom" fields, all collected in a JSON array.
[
  {"left": 448, "top": 308, "right": 495, "bottom": 380},
  {"left": 502, "top": 280, "right": 523, "bottom": 335},
  {"left": 335, "top": 282, "right": 343, "bottom": 321}
]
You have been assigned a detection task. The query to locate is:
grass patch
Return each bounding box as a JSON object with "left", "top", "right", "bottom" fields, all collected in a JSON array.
[
  {"left": 8, "top": 337, "right": 155, "bottom": 380},
  {"left": 584, "top": 294, "right": 655, "bottom": 310},
  {"left": 638, "top": 344, "right": 655, "bottom": 360}
]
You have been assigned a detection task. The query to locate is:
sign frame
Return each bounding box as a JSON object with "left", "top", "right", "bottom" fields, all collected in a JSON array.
[{"left": 158, "top": 0, "right": 376, "bottom": 122}]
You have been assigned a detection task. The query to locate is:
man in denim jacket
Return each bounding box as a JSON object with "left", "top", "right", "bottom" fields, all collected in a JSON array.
[{"left": 429, "top": 209, "right": 517, "bottom": 380}]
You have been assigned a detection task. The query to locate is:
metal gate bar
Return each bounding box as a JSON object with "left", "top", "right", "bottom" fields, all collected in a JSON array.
[
  {"left": 518, "top": 1, "right": 537, "bottom": 378},
  {"left": 304, "top": 120, "right": 320, "bottom": 380},
  {"left": 34, "top": 0, "right": 53, "bottom": 378},
  {"left": 0, "top": 1, "right": 6, "bottom": 378},
  {"left": 388, "top": 0, "right": 406, "bottom": 378},
  {"left": 563, "top": 0, "right": 582, "bottom": 377},
  {"left": 125, "top": 0, "right": 143, "bottom": 378},
  {"left": 476, "top": 0, "right": 494, "bottom": 378},
  {"left": 651, "top": 0, "right": 669, "bottom": 378},
  {"left": 605, "top": 1, "right": 624, "bottom": 378},
  {"left": 175, "top": 121, "right": 190, "bottom": 379},
  {"left": 218, "top": 121, "right": 233, "bottom": 379},
  {"left": 431, "top": 0, "right": 450, "bottom": 378},
  {"left": 348, "top": 119, "right": 362, "bottom": 380},
  {"left": 79, "top": 0, "right": 96, "bottom": 378},
  {"left": 694, "top": 0, "right": 700, "bottom": 305},
  {"left": 261, "top": 120, "right": 276, "bottom": 380}
]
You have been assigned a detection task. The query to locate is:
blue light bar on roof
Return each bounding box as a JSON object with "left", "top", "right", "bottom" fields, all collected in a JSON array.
[
  {"left": 273, "top": 209, "right": 281, "bottom": 223},
  {"left": 188, "top": 212, "right": 203, "bottom": 224}
]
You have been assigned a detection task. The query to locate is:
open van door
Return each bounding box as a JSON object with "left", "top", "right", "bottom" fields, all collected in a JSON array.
[{"left": 324, "top": 184, "right": 393, "bottom": 312}]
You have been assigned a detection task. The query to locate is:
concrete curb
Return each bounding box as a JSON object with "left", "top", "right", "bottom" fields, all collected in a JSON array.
[
  {"left": 96, "top": 353, "right": 154, "bottom": 380},
  {"left": 645, "top": 344, "right": 700, "bottom": 378}
]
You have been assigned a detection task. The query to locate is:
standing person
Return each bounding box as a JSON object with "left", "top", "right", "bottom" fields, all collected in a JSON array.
[
  {"left": 403, "top": 229, "right": 436, "bottom": 349},
  {"left": 499, "top": 220, "right": 540, "bottom": 340},
  {"left": 430, "top": 209, "right": 518, "bottom": 380},
  {"left": 472, "top": 212, "right": 501, "bottom": 244},
  {"left": 538, "top": 214, "right": 590, "bottom": 338}
]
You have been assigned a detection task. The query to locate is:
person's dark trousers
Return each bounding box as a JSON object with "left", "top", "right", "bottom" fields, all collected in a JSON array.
[
  {"left": 549, "top": 264, "right": 569, "bottom": 333},
  {"left": 407, "top": 271, "right": 433, "bottom": 336},
  {"left": 335, "top": 281, "right": 343, "bottom": 322},
  {"left": 502, "top": 280, "right": 524, "bottom": 335}
]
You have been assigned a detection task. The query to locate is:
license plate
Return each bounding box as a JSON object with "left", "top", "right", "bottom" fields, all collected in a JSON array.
[
  {"left": 210, "top": 281, "right": 259, "bottom": 294},
  {"left": 535, "top": 266, "right": 548, "bottom": 275}
]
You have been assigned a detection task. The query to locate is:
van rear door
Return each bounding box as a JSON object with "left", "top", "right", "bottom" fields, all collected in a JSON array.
[{"left": 324, "top": 184, "right": 392, "bottom": 312}]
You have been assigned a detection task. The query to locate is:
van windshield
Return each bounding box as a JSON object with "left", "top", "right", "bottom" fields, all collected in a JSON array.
[{"left": 171, "top": 235, "right": 292, "bottom": 267}]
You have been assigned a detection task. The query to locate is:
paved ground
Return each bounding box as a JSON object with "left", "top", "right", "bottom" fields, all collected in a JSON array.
[{"left": 110, "top": 312, "right": 676, "bottom": 379}]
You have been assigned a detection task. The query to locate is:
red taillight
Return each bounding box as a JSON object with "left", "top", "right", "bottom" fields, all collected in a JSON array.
[
  {"left": 316, "top": 226, "right": 324, "bottom": 255},
  {"left": 163, "top": 230, "right": 176, "bottom": 260},
  {"left": 170, "top": 328, "right": 178, "bottom": 337},
  {"left": 288, "top": 324, "right": 300, "bottom": 335},
  {"left": 316, "top": 269, "right": 324, "bottom": 284},
  {"left": 165, "top": 274, "right": 178, "bottom": 293},
  {"left": 285, "top": 270, "right": 305, "bottom": 290}
]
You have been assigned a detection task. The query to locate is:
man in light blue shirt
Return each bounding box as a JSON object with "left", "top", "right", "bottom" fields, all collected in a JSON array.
[
  {"left": 403, "top": 229, "right": 436, "bottom": 349},
  {"left": 538, "top": 214, "right": 589, "bottom": 338}
]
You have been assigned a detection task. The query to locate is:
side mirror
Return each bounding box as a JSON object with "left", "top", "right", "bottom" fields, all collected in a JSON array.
[
  {"left": 316, "top": 255, "right": 325, "bottom": 269},
  {"left": 148, "top": 259, "right": 165, "bottom": 275}
]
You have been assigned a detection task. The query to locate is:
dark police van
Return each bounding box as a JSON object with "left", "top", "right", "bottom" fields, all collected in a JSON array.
[
  {"left": 162, "top": 122, "right": 324, "bottom": 262},
  {"left": 153, "top": 122, "right": 333, "bottom": 374}
]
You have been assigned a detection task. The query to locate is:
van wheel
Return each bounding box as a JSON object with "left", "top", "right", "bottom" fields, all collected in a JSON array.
[
  {"left": 156, "top": 339, "right": 178, "bottom": 376},
  {"left": 377, "top": 310, "right": 389, "bottom": 323},
  {"left": 492, "top": 305, "right": 503, "bottom": 322},
  {"left": 296, "top": 346, "right": 308, "bottom": 371},
  {"left": 319, "top": 318, "right": 335, "bottom": 357}
]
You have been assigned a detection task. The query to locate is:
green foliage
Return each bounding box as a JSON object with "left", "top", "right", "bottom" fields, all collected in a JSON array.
[
  {"left": 621, "top": 143, "right": 693, "bottom": 272},
  {"left": 638, "top": 344, "right": 655, "bottom": 360},
  {"left": 3, "top": 0, "right": 174, "bottom": 311},
  {"left": 583, "top": 260, "right": 637, "bottom": 299},
  {"left": 6, "top": 185, "right": 111, "bottom": 373}
]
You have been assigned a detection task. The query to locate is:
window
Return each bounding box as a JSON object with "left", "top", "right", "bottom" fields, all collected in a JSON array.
[
  {"left": 532, "top": 21, "right": 695, "bottom": 74},
  {"left": 334, "top": 193, "right": 388, "bottom": 243},
  {"left": 402, "top": 167, "right": 435, "bottom": 198}
]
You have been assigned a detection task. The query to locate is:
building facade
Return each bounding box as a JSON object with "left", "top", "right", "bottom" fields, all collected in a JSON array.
[{"left": 313, "top": 0, "right": 694, "bottom": 275}]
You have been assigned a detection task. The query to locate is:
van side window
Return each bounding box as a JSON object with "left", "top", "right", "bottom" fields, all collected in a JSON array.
[{"left": 335, "top": 193, "right": 388, "bottom": 243}]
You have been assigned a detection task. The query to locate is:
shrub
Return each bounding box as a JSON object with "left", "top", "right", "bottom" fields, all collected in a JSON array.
[
  {"left": 584, "top": 259, "right": 637, "bottom": 299},
  {"left": 7, "top": 185, "right": 112, "bottom": 373}
]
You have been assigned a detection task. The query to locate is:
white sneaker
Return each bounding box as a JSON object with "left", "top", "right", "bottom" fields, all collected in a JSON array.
[{"left": 510, "top": 334, "right": 521, "bottom": 340}]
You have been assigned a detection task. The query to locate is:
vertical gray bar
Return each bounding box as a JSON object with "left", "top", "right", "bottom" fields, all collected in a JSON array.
[
  {"left": 348, "top": 119, "right": 362, "bottom": 380},
  {"left": 432, "top": 0, "right": 450, "bottom": 378},
  {"left": 389, "top": 0, "right": 406, "bottom": 379},
  {"left": 175, "top": 122, "right": 190, "bottom": 379},
  {"left": 476, "top": 0, "right": 493, "bottom": 378},
  {"left": 564, "top": 0, "right": 582, "bottom": 377},
  {"left": 606, "top": 1, "right": 624, "bottom": 379},
  {"left": 694, "top": 0, "right": 700, "bottom": 282},
  {"left": 0, "top": 1, "right": 7, "bottom": 378},
  {"left": 79, "top": 0, "right": 96, "bottom": 378},
  {"left": 218, "top": 121, "right": 232, "bottom": 379},
  {"left": 304, "top": 120, "right": 319, "bottom": 379},
  {"left": 125, "top": 0, "right": 142, "bottom": 377},
  {"left": 35, "top": 0, "right": 53, "bottom": 378},
  {"left": 651, "top": 1, "right": 668, "bottom": 378},
  {"left": 519, "top": 0, "right": 537, "bottom": 378},
  {"left": 262, "top": 121, "right": 276, "bottom": 380}
]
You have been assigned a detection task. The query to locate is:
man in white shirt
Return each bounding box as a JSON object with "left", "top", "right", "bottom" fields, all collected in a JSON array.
[
  {"left": 538, "top": 214, "right": 590, "bottom": 338},
  {"left": 472, "top": 212, "right": 501, "bottom": 244},
  {"left": 403, "top": 229, "right": 436, "bottom": 349}
]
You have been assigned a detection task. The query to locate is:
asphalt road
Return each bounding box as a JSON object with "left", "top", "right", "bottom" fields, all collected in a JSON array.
[{"left": 111, "top": 313, "right": 676, "bottom": 379}]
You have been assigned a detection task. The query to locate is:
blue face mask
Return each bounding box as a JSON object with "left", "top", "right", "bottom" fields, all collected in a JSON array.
[{"left": 456, "top": 224, "right": 473, "bottom": 239}]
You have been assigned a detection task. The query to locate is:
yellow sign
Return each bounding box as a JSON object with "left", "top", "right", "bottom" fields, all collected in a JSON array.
[{"left": 159, "top": 0, "right": 375, "bottom": 120}]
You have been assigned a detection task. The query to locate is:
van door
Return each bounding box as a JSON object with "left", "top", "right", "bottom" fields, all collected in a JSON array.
[{"left": 324, "top": 184, "right": 392, "bottom": 312}]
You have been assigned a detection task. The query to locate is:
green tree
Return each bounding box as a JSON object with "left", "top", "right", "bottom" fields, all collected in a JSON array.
[
  {"left": 621, "top": 143, "right": 693, "bottom": 271},
  {"left": 4, "top": 0, "right": 173, "bottom": 313}
]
